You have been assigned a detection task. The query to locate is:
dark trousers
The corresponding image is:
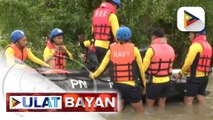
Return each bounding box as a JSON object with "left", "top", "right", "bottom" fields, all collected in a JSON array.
[{"left": 95, "top": 46, "right": 108, "bottom": 63}]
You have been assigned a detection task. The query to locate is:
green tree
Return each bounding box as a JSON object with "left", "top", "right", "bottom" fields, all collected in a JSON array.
[{"left": 0, "top": 0, "right": 212, "bottom": 68}]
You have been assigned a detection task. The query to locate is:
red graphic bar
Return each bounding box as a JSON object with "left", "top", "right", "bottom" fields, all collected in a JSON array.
[{"left": 6, "top": 93, "right": 118, "bottom": 112}]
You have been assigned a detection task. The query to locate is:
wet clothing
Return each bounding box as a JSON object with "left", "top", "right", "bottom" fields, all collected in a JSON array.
[
  {"left": 92, "top": 42, "right": 146, "bottom": 104},
  {"left": 4, "top": 43, "right": 49, "bottom": 67},
  {"left": 146, "top": 81, "right": 171, "bottom": 100},
  {"left": 114, "top": 83, "right": 142, "bottom": 103},
  {"left": 184, "top": 76, "right": 208, "bottom": 96},
  {"left": 180, "top": 35, "right": 212, "bottom": 97},
  {"left": 180, "top": 35, "right": 212, "bottom": 77},
  {"left": 43, "top": 41, "right": 73, "bottom": 69},
  {"left": 143, "top": 38, "right": 175, "bottom": 100}
]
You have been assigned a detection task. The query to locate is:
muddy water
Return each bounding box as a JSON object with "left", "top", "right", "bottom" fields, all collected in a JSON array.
[{"left": 103, "top": 74, "right": 213, "bottom": 120}]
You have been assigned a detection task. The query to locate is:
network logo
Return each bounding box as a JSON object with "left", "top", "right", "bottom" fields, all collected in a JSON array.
[
  {"left": 8, "top": 94, "right": 62, "bottom": 111},
  {"left": 7, "top": 93, "right": 118, "bottom": 112},
  {"left": 11, "top": 98, "right": 21, "bottom": 107},
  {"left": 177, "top": 7, "right": 205, "bottom": 32}
]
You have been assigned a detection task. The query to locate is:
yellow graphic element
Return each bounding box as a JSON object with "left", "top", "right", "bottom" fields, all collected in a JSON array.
[
  {"left": 184, "top": 13, "right": 192, "bottom": 28},
  {"left": 11, "top": 98, "right": 20, "bottom": 107}
]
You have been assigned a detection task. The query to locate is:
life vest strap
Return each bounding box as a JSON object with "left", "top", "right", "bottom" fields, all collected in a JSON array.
[
  {"left": 149, "top": 68, "right": 171, "bottom": 71},
  {"left": 55, "top": 48, "right": 65, "bottom": 69},
  {"left": 148, "top": 59, "right": 172, "bottom": 76},
  {"left": 151, "top": 74, "right": 172, "bottom": 77},
  {"left": 128, "top": 63, "right": 131, "bottom": 80},
  {"left": 115, "top": 75, "right": 133, "bottom": 78},
  {"left": 197, "top": 55, "right": 211, "bottom": 76},
  {"left": 197, "top": 64, "right": 210, "bottom": 67},
  {"left": 93, "top": 24, "right": 111, "bottom": 40},
  {"left": 115, "top": 69, "right": 132, "bottom": 72},
  {"left": 114, "top": 63, "right": 132, "bottom": 66},
  {"left": 150, "top": 60, "right": 173, "bottom": 64},
  {"left": 190, "top": 54, "right": 212, "bottom": 77},
  {"left": 113, "top": 63, "right": 133, "bottom": 81}
]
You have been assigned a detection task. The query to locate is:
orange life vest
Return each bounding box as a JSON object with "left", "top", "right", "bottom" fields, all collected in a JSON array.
[
  {"left": 110, "top": 43, "right": 137, "bottom": 82},
  {"left": 148, "top": 38, "right": 175, "bottom": 77},
  {"left": 4, "top": 43, "right": 28, "bottom": 63},
  {"left": 189, "top": 35, "right": 212, "bottom": 76},
  {"left": 46, "top": 41, "right": 67, "bottom": 69},
  {"left": 92, "top": 2, "right": 116, "bottom": 41}
]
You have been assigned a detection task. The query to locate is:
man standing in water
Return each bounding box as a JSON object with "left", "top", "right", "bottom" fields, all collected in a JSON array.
[
  {"left": 89, "top": 26, "right": 146, "bottom": 113},
  {"left": 178, "top": 30, "right": 212, "bottom": 106},
  {"left": 143, "top": 28, "right": 175, "bottom": 109}
]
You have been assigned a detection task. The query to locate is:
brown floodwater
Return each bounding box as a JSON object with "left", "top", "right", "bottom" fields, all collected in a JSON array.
[{"left": 102, "top": 74, "right": 213, "bottom": 120}]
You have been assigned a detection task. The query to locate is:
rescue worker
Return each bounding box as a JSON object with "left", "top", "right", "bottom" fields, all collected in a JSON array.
[
  {"left": 143, "top": 28, "right": 175, "bottom": 108},
  {"left": 177, "top": 30, "right": 212, "bottom": 106},
  {"left": 43, "top": 28, "right": 73, "bottom": 69},
  {"left": 78, "top": 35, "right": 99, "bottom": 71},
  {"left": 92, "top": 0, "right": 120, "bottom": 63},
  {"left": 4, "top": 30, "right": 50, "bottom": 67},
  {"left": 89, "top": 26, "right": 146, "bottom": 113}
]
